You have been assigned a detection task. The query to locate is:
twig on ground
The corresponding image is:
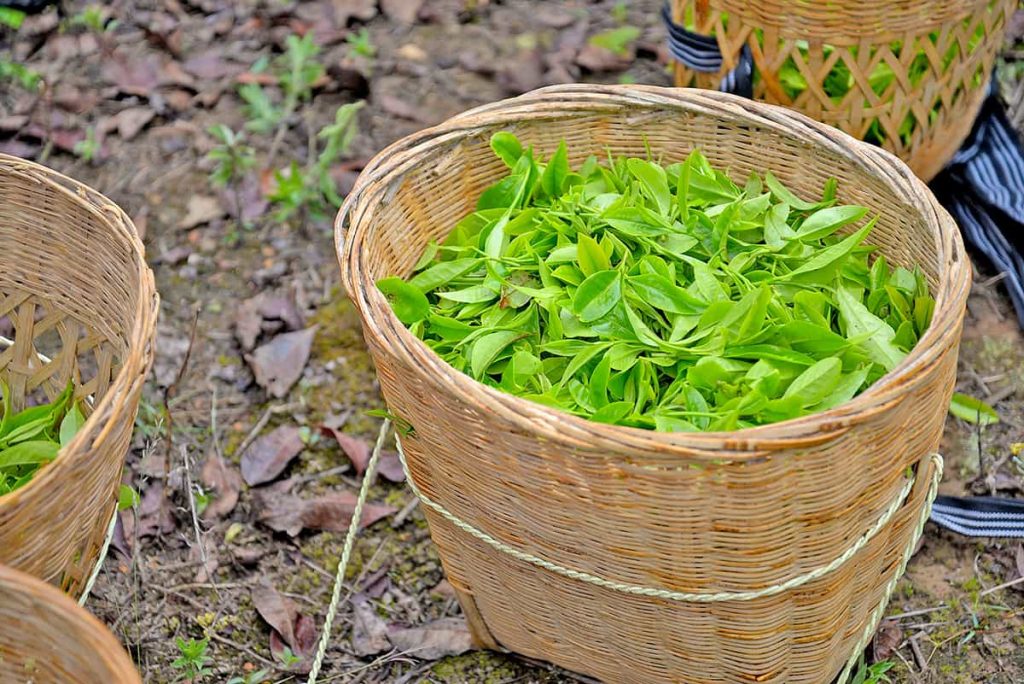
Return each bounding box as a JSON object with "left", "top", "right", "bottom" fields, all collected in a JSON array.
[
  {"left": 909, "top": 633, "right": 930, "bottom": 674},
  {"left": 235, "top": 402, "right": 303, "bottom": 457},
  {"left": 163, "top": 308, "right": 200, "bottom": 469},
  {"left": 181, "top": 443, "right": 219, "bottom": 599},
  {"left": 979, "top": 573, "right": 1024, "bottom": 597},
  {"left": 206, "top": 632, "right": 278, "bottom": 667},
  {"left": 392, "top": 498, "right": 420, "bottom": 528}
]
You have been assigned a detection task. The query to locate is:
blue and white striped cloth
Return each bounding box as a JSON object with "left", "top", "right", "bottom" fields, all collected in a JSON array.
[{"left": 664, "top": 6, "right": 1024, "bottom": 539}]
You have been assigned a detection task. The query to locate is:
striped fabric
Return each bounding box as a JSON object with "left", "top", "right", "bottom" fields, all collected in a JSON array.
[
  {"left": 932, "top": 82, "right": 1024, "bottom": 327},
  {"left": 662, "top": 8, "right": 1024, "bottom": 539},
  {"left": 661, "top": 3, "right": 753, "bottom": 98}
]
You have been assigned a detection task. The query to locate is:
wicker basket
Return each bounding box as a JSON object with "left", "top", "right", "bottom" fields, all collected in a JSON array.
[
  {"left": 0, "top": 563, "right": 141, "bottom": 683},
  {"left": 670, "top": 0, "right": 1016, "bottom": 181},
  {"left": 337, "top": 86, "right": 969, "bottom": 683},
  {"left": 0, "top": 155, "right": 158, "bottom": 599}
]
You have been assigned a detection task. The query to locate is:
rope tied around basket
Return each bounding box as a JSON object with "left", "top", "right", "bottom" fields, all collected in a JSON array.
[{"left": 307, "top": 418, "right": 943, "bottom": 684}]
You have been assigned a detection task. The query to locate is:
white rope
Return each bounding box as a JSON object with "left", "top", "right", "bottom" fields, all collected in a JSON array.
[
  {"left": 307, "top": 419, "right": 390, "bottom": 684},
  {"left": 836, "top": 452, "right": 943, "bottom": 684},
  {"left": 305, "top": 418, "right": 941, "bottom": 681},
  {"left": 395, "top": 438, "right": 922, "bottom": 604},
  {"left": 78, "top": 507, "right": 118, "bottom": 606}
]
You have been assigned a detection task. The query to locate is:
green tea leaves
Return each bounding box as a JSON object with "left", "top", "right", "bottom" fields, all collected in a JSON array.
[
  {"left": 59, "top": 405, "right": 86, "bottom": 447},
  {"left": 378, "top": 133, "right": 932, "bottom": 432},
  {"left": 798, "top": 205, "right": 869, "bottom": 241},
  {"left": 573, "top": 270, "right": 622, "bottom": 323},
  {"left": 471, "top": 330, "right": 526, "bottom": 378},
  {"left": 0, "top": 382, "right": 83, "bottom": 496},
  {"left": 377, "top": 277, "right": 429, "bottom": 324}
]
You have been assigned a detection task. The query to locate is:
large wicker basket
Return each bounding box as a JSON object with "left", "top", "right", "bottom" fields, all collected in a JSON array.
[
  {"left": 0, "top": 155, "right": 158, "bottom": 598},
  {"left": 670, "top": 0, "right": 1016, "bottom": 181},
  {"left": 337, "top": 86, "right": 969, "bottom": 683},
  {"left": 0, "top": 563, "right": 141, "bottom": 683}
]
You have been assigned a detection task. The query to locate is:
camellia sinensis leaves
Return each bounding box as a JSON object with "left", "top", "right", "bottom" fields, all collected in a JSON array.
[{"left": 377, "top": 134, "right": 944, "bottom": 432}]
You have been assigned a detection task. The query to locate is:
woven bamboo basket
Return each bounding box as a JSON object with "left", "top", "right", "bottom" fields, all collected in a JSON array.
[
  {"left": 0, "top": 563, "right": 141, "bottom": 683},
  {"left": 669, "top": 0, "right": 1016, "bottom": 181},
  {"left": 0, "top": 155, "right": 158, "bottom": 599},
  {"left": 337, "top": 85, "right": 969, "bottom": 683}
]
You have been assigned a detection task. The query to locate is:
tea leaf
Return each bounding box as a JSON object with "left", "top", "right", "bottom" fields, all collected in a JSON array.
[
  {"left": 949, "top": 393, "right": 1000, "bottom": 425},
  {"left": 573, "top": 270, "right": 622, "bottom": 323}
]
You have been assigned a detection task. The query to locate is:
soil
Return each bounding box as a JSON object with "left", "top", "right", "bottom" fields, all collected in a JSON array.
[{"left": 2, "top": 1, "right": 1023, "bottom": 682}]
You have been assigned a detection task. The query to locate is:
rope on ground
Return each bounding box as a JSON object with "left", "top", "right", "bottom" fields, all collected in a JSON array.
[
  {"left": 78, "top": 506, "right": 118, "bottom": 606},
  {"left": 307, "top": 419, "right": 390, "bottom": 684}
]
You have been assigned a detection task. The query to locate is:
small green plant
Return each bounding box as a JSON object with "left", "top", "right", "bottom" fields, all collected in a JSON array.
[
  {"left": 346, "top": 28, "right": 376, "bottom": 58},
  {"left": 226, "top": 670, "right": 270, "bottom": 684},
  {"left": 207, "top": 125, "right": 256, "bottom": 187},
  {"left": 238, "top": 83, "right": 281, "bottom": 135},
  {"left": 206, "top": 124, "right": 257, "bottom": 227},
  {"left": 0, "top": 58, "right": 41, "bottom": 91},
  {"left": 73, "top": 127, "right": 99, "bottom": 163},
  {"left": 118, "top": 484, "right": 140, "bottom": 510},
  {"left": 589, "top": 26, "right": 641, "bottom": 56},
  {"left": 172, "top": 637, "right": 213, "bottom": 682},
  {"left": 850, "top": 656, "right": 895, "bottom": 684},
  {"left": 274, "top": 646, "right": 302, "bottom": 667},
  {"left": 611, "top": 1, "right": 629, "bottom": 24},
  {"left": 240, "top": 34, "right": 323, "bottom": 137},
  {"left": 0, "top": 7, "right": 25, "bottom": 29},
  {"left": 268, "top": 100, "right": 364, "bottom": 222},
  {"left": 70, "top": 5, "right": 117, "bottom": 33}
]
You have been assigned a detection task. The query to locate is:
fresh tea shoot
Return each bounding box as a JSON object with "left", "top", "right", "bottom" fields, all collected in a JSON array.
[
  {"left": 377, "top": 134, "right": 935, "bottom": 432},
  {"left": 0, "top": 381, "right": 84, "bottom": 495}
]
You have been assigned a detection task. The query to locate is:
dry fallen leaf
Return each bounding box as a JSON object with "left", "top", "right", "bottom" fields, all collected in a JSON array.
[
  {"left": 380, "top": 0, "right": 423, "bottom": 24},
  {"left": 200, "top": 451, "right": 242, "bottom": 518},
  {"left": 178, "top": 195, "right": 225, "bottom": 230},
  {"left": 575, "top": 44, "right": 634, "bottom": 72},
  {"left": 241, "top": 426, "right": 305, "bottom": 486},
  {"left": 102, "top": 51, "right": 163, "bottom": 96},
  {"left": 376, "top": 93, "right": 425, "bottom": 122},
  {"left": 110, "top": 107, "right": 156, "bottom": 142},
  {"left": 183, "top": 51, "right": 240, "bottom": 80},
  {"left": 387, "top": 617, "right": 475, "bottom": 660},
  {"left": 872, "top": 619, "right": 903, "bottom": 661},
  {"left": 351, "top": 593, "right": 391, "bottom": 656},
  {"left": 329, "top": 0, "right": 378, "bottom": 25},
  {"left": 235, "top": 292, "right": 304, "bottom": 351},
  {"left": 320, "top": 427, "right": 370, "bottom": 474},
  {"left": 256, "top": 491, "right": 396, "bottom": 537},
  {"left": 252, "top": 582, "right": 316, "bottom": 672},
  {"left": 131, "top": 483, "right": 176, "bottom": 540},
  {"left": 377, "top": 450, "right": 406, "bottom": 484},
  {"left": 246, "top": 327, "right": 317, "bottom": 398},
  {"left": 496, "top": 50, "right": 545, "bottom": 95}
]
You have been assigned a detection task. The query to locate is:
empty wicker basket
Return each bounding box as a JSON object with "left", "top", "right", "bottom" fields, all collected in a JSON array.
[
  {"left": 338, "top": 85, "right": 969, "bottom": 683},
  {"left": 0, "top": 563, "right": 141, "bottom": 683},
  {"left": 670, "top": 0, "right": 1016, "bottom": 181},
  {"left": 0, "top": 155, "right": 158, "bottom": 598}
]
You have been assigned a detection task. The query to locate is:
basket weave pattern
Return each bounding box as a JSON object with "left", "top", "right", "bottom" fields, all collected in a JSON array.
[
  {"left": 0, "top": 563, "right": 140, "bottom": 683},
  {"left": 0, "top": 155, "right": 158, "bottom": 598},
  {"left": 338, "top": 86, "right": 969, "bottom": 683},
  {"left": 671, "top": 0, "right": 1016, "bottom": 181}
]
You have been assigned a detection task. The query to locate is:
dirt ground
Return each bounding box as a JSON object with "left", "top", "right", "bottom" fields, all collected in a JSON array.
[{"left": 2, "top": 1, "right": 1024, "bottom": 682}]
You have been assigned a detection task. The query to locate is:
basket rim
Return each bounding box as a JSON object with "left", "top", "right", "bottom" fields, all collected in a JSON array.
[
  {"left": 0, "top": 562, "right": 141, "bottom": 682},
  {"left": 336, "top": 84, "right": 970, "bottom": 458},
  {"left": 0, "top": 154, "right": 159, "bottom": 503}
]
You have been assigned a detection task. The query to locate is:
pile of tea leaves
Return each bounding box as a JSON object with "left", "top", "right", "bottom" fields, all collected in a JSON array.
[
  {"left": 377, "top": 133, "right": 935, "bottom": 432},
  {"left": 0, "top": 381, "right": 84, "bottom": 495}
]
